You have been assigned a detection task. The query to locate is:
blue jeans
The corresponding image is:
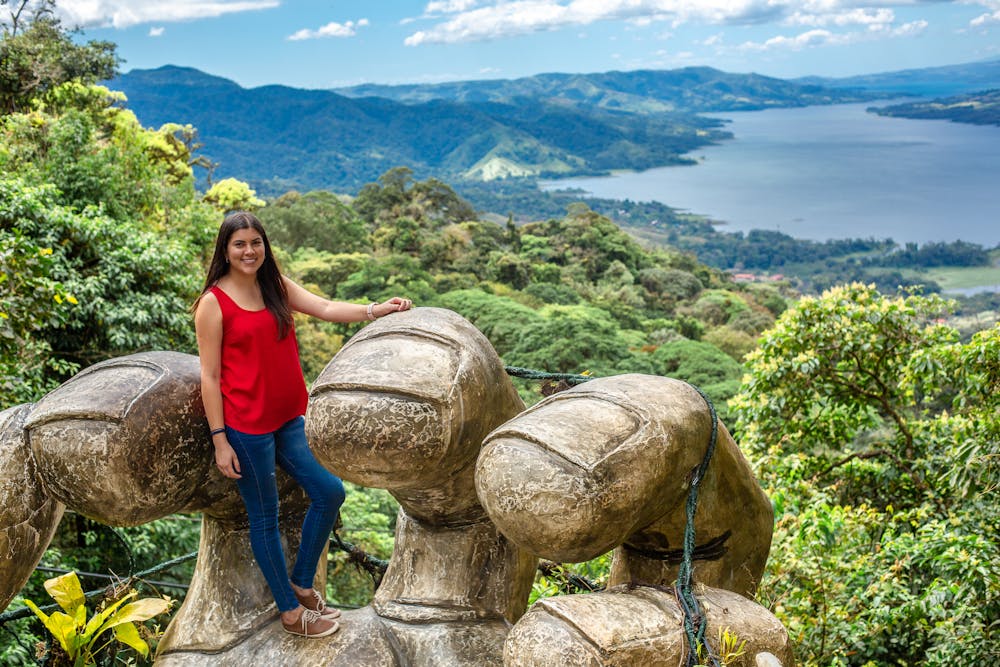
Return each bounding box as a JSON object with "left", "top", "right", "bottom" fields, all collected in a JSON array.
[{"left": 225, "top": 416, "right": 345, "bottom": 612}]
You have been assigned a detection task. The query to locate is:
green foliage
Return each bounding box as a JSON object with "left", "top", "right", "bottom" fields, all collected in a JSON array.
[
  {"left": 520, "top": 205, "right": 648, "bottom": 283},
  {"left": 522, "top": 281, "right": 580, "bottom": 305},
  {"left": 509, "top": 304, "right": 637, "bottom": 375},
  {"left": 684, "top": 289, "right": 751, "bottom": 327},
  {"left": 294, "top": 313, "right": 344, "bottom": 383},
  {"left": 355, "top": 167, "right": 475, "bottom": 228},
  {"left": 528, "top": 553, "right": 611, "bottom": 607},
  {"left": 872, "top": 89, "right": 1000, "bottom": 127},
  {"left": 0, "top": 14, "right": 118, "bottom": 114},
  {"left": 432, "top": 289, "right": 542, "bottom": 357},
  {"left": 0, "top": 179, "right": 200, "bottom": 389},
  {"left": 336, "top": 253, "right": 436, "bottom": 305},
  {"left": 258, "top": 190, "right": 370, "bottom": 254},
  {"left": 327, "top": 483, "right": 398, "bottom": 608},
  {"left": 23, "top": 571, "right": 171, "bottom": 666},
  {"left": 0, "top": 225, "right": 76, "bottom": 403},
  {"left": 0, "top": 78, "right": 215, "bottom": 405},
  {"left": 733, "top": 283, "right": 1000, "bottom": 665},
  {"left": 638, "top": 266, "right": 704, "bottom": 305},
  {"left": 286, "top": 249, "right": 369, "bottom": 302},
  {"left": 202, "top": 177, "right": 264, "bottom": 213}
]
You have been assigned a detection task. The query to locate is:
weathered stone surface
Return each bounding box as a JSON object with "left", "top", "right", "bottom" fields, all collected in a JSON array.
[
  {"left": 504, "top": 586, "right": 794, "bottom": 667},
  {"left": 373, "top": 508, "right": 535, "bottom": 626},
  {"left": 158, "top": 606, "right": 508, "bottom": 667},
  {"left": 0, "top": 404, "right": 64, "bottom": 611},
  {"left": 607, "top": 420, "right": 773, "bottom": 596},
  {"left": 307, "top": 307, "right": 525, "bottom": 525},
  {"left": 476, "top": 374, "right": 789, "bottom": 665},
  {"left": 477, "top": 374, "right": 773, "bottom": 596},
  {"left": 24, "top": 352, "right": 211, "bottom": 526},
  {"left": 156, "top": 491, "right": 315, "bottom": 656}
]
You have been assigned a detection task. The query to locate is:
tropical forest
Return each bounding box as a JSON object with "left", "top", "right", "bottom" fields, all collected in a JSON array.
[{"left": 0, "top": 5, "right": 997, "bottom": 667}]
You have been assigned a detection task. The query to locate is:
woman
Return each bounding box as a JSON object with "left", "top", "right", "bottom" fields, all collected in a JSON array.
[{"left": 193, "top": 211, "right": 411, "bottom": 638}]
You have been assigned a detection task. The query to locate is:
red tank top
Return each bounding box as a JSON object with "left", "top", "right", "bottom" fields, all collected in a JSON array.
[{"left": 211, "top": 286, "right": 308, "bottom": 434}]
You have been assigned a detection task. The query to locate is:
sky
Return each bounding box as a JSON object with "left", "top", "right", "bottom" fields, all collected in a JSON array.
[{"left": 51, "top": 1, "right": 1000, "bottom": 90}]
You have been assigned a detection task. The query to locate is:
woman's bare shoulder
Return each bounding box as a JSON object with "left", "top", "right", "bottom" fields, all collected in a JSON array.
[{"left": 194, "top": 290, "right": 221, "bottom": 323}]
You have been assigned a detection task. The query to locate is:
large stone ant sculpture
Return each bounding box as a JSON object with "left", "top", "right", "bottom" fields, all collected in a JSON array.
[{"left": 0, "top": 308, "right": 793, "bottom": 665}]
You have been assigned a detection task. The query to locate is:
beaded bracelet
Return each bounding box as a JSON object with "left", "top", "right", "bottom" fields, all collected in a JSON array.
[
  {"left": 210, "top": 427, "right": 226, "bottom": 437},
  {"left": 366, "top": 302, "right": 378, "bottom": 321}
]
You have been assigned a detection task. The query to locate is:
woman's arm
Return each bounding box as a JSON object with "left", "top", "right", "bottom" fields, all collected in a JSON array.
[
  {"left": 193, "top": 292, "right": 241, "bottom": 479},
  {"left": 282, "top": 276, "right": 412, "bottom": 322}
]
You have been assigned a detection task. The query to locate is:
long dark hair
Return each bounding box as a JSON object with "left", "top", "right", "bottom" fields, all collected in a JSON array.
[{"left": 192, "top": 211, "right": 294, "bottom": 339}]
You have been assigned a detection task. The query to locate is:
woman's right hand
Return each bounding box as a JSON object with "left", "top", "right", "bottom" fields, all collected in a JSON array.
[{"left": 214, "top": 440, "right": 242, "bottom": 479}]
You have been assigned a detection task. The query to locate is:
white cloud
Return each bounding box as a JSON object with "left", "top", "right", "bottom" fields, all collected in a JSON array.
[
  {"left": 403, "top": 1, "right": 948, "bottom": 46},
  {"left": 425, "top": 0, "right": 481, "bottom": 14},
  {"left": 738, "top": 18, "right": 927, "bottom": 51},
  {"left": 889, "top": 19, "right": 929, "bottom": 35},
  {"left": 740, "top": 28, "right": 847, "bottom": 51},
  {"left": 148, "top": 26, "right": 165, "bottom": 37},
  {"left": 288, "top": 19, "right": 370, "bottom": 41},
  {"left": 56, "top": 0, "right": 279, "bottom": 29},
  {"left": 970, "top": 9, "right": 1000, "bottom": 26},
  {"left": 785, "top": 8, "right": 895, "bottom": 27}
]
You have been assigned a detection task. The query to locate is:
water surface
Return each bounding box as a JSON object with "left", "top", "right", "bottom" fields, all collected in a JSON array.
[{"left": 542, "top": 103, "right": 1000, "bottom": 247}]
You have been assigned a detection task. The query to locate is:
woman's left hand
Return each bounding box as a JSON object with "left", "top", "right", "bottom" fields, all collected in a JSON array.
[{"left": 376, "top": 297, "right": 412, "bottom": 317}]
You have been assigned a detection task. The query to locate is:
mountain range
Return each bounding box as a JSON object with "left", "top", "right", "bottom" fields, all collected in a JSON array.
[
  {"left": 107, "top": 59, "right": 1000, "bottom": 197},
  {"left": 795, "top": 57, "right": 1000, "bottom": 97},
  {"left": 336, "top": 66, "right": 878, "bottom": 113},
  {"left": 108, "top": 66, "right": 878, "bottom": 195}
]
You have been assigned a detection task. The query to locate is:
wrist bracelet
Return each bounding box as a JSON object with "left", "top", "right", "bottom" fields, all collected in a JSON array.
[
  {"left": 210, "top": 427, "right": 226, "bottom": 437},
  {"left": 366, "top": 302, "right": 378, "bottom": 321}
]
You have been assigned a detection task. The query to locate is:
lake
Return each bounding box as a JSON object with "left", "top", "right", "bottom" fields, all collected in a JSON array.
[{"left": 541, "top": 102, "right": 1000, "bottom": 248}]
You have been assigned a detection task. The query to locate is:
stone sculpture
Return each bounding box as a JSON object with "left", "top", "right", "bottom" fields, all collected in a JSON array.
[
  {"left": 0, "top": 307, "right": 793, "bottom": 666},
  {"left": 477, "top": 374, "right": 794, "bottom": 665}
]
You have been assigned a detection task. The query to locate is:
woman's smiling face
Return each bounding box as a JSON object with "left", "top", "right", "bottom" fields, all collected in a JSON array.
[{"left": 227, "top": 227, "right": 265, "bottom": 275}]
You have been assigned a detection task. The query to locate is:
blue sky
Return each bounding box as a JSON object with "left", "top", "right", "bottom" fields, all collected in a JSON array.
[{"left": 56, "top": 1, "right": 1000, "bottom": 90}]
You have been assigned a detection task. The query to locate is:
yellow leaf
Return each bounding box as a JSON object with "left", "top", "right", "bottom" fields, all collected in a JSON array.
[
  {"left": 113, "top": 622, "right": 149, "bottom": 658},
  {"left": 66, "top": 295, "right": 78, "bottom": 305},
  {"left": 22, "top": 598, "right": 49, "bottom": 624},
  {"left": 43, "top": 572, "right": 85, "bottom": 616},
  {"left": 107, "top": 597, "right": 170, "bottom": 627},
  {"left": 92, "top": 595, "right": 169, "bottom": 642},
  {"left": 86, "top": 591, "right": 136, "bottom": 637},
  {"left": 23, "top": 600, "right": 74, "bottom": 654}
]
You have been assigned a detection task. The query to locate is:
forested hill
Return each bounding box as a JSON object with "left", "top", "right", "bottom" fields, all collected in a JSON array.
[
  {"left": 870, "top": 89, "right": 1000, "bottom": 127},
  {"left": 336, "top": 66, "right": 879, "bottom": 113},
  {"left": 109, "top": 65, "right": 873, "bottom": 195},
  {"left": 795, "top": 57, "right": 1000, "bottom": 97}
]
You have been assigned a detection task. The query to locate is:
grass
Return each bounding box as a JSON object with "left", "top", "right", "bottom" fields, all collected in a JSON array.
[{"left": 924, "top": 265, "right": 1000, "bottom": 290}]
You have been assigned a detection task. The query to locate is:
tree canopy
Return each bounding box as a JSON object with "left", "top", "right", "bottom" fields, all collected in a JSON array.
[{"left": 732, "top": 283, "right": 999, "bottom": 664}]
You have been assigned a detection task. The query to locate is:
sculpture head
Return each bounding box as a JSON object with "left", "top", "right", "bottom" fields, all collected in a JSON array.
[
  {"left": 476, "top": 374, "right": 710, "bottom": 562},
  {"left": 306, "top": 307, "right": 524, "bottom": 522},
  {"left": 23, "top": 352, "right": 213, "bottom": 526}
]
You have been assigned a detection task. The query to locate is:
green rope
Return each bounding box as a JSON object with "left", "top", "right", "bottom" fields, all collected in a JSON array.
[
  {"left": 502, "top": 365, "right": 721, "bottom": 665},
  {"left": 677, "top": 384, "right": 721, "bottom": 667},
  {"left": 503, "top": 366, "right": 593, "bottom": 385}
]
